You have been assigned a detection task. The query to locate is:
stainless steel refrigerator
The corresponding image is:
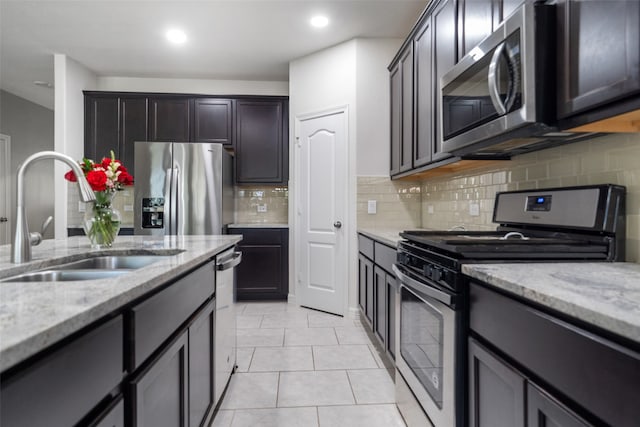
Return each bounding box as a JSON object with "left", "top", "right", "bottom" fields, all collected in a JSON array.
[{"left": 134, "top": 142, "right": 233, "bottom": 235}]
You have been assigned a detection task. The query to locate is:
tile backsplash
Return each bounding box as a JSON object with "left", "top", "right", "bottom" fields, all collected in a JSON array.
[
  {"left": 358, "top": 133, "right": 640, "bottom": 262},
  {"left": 357, "top": 176, "right": 421, "bottom": 230},
  {"left": 67, "top": 183, "right": 135, "bottom": 228},
  {"left": 234, "top": 185, "right": 289, "bottom": 224}
]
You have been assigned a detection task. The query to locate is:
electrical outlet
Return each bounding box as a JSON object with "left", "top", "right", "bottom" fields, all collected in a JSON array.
[
  {"left": 427, "top": 205, "right": 435, "bottom": 214},
  {"left": 367, "top": 200, "right": 377, "bottom": 214},
  {"left": 469, "top": 203, "right": 480, "bottom": 216},
  {"left": 257, "top": 204, "right": 268, "bottom": 213},
  {"left": 78, "top": 202, "right": 85, "bottom": 213}
]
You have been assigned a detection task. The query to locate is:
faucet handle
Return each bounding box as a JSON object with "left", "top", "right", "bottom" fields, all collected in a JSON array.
[{"left": 29, "top": 216, "right": 53, "bottom": 246}]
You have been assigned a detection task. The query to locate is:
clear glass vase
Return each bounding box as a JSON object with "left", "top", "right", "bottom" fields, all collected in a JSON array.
[{"left": 83, "top": 191, "right": 121, "bottom": 248}]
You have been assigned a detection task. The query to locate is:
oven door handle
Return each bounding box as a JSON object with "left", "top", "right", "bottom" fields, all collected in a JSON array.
[{"left": 392, "top": 264, "right": 455, "bottom": 307}]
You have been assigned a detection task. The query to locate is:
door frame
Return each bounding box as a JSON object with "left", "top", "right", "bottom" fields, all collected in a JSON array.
[
  {"left": 292, "top": 105, "right": 353, "bottom": 317},
  {"left": 0, "top": 134, "right": 11, "bottom": 245}
]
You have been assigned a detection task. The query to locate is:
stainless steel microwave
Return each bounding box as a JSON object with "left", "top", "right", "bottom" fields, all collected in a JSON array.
[{"left": 440, "top": 3, "right": 582, "bottom": 157}]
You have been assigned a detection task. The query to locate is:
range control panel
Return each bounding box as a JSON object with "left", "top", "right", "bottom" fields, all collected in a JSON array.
[
  {"left": 141, "top": 197, "right": 164, "bottom": 228},
  {"left": 526, "top": 195, "right": 552, "bottom": 212}
]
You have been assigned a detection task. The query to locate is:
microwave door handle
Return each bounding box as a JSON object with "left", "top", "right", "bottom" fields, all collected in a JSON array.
[
  {"left": 488, "top": 41, "right": 507, "bottom": 115},
  {"left": 503, "top": 45, "right": 520, "bottom": 112}
]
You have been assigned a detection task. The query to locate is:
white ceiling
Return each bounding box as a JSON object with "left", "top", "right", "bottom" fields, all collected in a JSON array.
[{"left": 0, "top": 0, "right": 426, "bottom": 110}]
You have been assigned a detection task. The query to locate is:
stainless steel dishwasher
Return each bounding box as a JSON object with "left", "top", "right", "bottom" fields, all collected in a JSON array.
[{"left": 214, "top": 248, "right": 242, "bottom": 406}]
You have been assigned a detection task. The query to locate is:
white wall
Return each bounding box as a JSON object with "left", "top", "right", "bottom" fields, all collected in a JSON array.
[
  {"left": 95, "top": 77, "right": 289, "bottom": 96},
  {"left": 289, "top": 38, "right": 401, "bottom": 316},
  {"left": 355, "top": 38, "right": 402, "bottom": 176},
  {"left": 53, "top": 54, "right": 98, "bottom": 238}
]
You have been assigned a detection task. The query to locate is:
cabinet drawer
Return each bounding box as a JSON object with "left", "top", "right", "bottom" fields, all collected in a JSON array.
[
  {"left": 374, "top": 242, "right": 396, "bottom": 274},
  {"left": 0, "top": 316, "right": 124, "bottom": 427},
  {"left": 470, "top": 282, "right": 640, "bottom": 427},
  {"left": 232, "top": 228, "right": 284, "bottom": 245},
  {"left": 131, "top": 261, "right": 214, "bottom": 369},
  {"left": 358, "top": 234, "right": 374, "bottom": 259}
]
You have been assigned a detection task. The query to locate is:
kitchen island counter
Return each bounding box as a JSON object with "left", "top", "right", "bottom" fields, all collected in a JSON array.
[
  {"left": 0, "top": 235, "right": 241, "bottom": 372},
  {"left": 463, "top": 262, "right": 640, "bottom": 345}
]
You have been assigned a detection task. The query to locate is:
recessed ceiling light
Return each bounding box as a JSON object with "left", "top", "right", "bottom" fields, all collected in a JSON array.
[
  {"left": 310, "top": 15, "right": 329, "bottom": 28},
  {"left": 166, "top": 29, "right": 187, "bottom": 44},
  {"left": 33, "top": 80, "right": 53, "bottom": 88}
]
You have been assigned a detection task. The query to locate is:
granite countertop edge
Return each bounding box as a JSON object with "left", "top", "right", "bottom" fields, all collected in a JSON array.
[
  {"left": 0, "top": 235, "right": 242, "bottom": 372},
  {"left": 357, "top": 228, "right": 406, "bottom": 247},
  {"left": 228, "top": 223, "right": 289, "bottom": 229},
  {"left": 462, "top": 263, "right": 640, "bottom": 345}
]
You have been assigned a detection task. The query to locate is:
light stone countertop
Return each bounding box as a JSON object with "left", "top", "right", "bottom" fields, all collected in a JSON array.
[
  {"left": 228, "top": 223, "right": 289, "bottom": 229},
  {"left": 463, "top": 262, "right": 640, "bottom": 344},
  {"left": 358, "top": 228, "right": 408, "bottom": 247},
  {"left": 0, "top": 235, "right": 241, "bottom": 372}
]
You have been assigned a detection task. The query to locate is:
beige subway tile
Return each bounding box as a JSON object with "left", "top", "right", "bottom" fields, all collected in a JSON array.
[{"left": 526, "top": 164, "right": 548, "bottom": 180}]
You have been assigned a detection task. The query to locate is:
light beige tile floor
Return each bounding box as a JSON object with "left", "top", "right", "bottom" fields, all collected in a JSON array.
[{"left": 212, "top": 302, "right": 405, "bottom": 427}]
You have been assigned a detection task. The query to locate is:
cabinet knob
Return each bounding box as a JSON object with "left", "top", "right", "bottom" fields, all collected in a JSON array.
[{"left": 333, "top": 221, "right": 342, "bottom": 229}]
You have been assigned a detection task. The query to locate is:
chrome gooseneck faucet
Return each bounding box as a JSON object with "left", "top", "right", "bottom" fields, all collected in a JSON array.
[{"left": 12, "top": 151, "right": 96, "bottom": 263}]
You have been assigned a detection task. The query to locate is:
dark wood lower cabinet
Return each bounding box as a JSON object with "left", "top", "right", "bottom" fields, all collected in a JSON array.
[
  {"left": 527, "top": 384, "right": 590, "bottom": 427},
  {"left": 90, "top": 396, "right": 125, "bottom": 427},
  {"left": 468, "top": 338, "right": 525, "bottom": 427},
  {"left": 232, "top": 228, "right": 289, "bottom": 300},
  {"left": 374, "top": 266, "right": 387, "bottom": 344},
  {"left": 364, "top": 257, "right": 374, "bottom": 325},
  {"left": 358, "top": 254, "right": 367, "bottom": 312},
  {"left": 386, "top": 274, "right": 397, "bottom": 359},
  {"left": 188, "top": 300, "right": 215, "bottom": 427},
  {"left": 131, "top": 332, "right": 189, "bottom": 427}
]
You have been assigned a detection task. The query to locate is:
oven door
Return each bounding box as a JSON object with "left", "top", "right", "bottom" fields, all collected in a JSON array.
[{"left": 393, "top": 264, "right": 461, "bottom": 427}]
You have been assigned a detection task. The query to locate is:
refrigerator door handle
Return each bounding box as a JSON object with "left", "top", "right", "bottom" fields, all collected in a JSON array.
[
  {"left": 170, "top": 166, "right": 179, "bottom": 235},
  {"left": 164, "top": 168, "right": 173, "bottom": 235}
]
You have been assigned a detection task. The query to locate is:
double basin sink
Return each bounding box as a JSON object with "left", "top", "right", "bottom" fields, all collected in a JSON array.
[{"left": 1, "top": 255, "right": 173, "bottom": 283}]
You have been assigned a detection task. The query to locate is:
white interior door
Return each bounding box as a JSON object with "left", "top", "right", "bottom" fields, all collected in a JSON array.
[
  {"left": 297, "top": 109, "right": 347, "bottom": 316},
  {"left": 0, "top": 134, "right": 10, "bottom": 245}
]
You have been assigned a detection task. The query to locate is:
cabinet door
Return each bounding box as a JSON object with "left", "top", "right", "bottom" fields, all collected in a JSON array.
[
  {"left": 414, "top": 16, "right": 433, "bottom": 168},
  {"left": 193, "top": 98, "right": 233, "bottom": 145},
  {"left": 557, "top": 0, "right": 640, "bottom": 117},
  {"left": 390, "top": 64, "right": 402, "bottom": 175},
  {"left": 235, "top": 100, "right": 287, "bottom": 184},
  {"left": 358, "top": 254, "right": 367, "bottom": 312},
  {"left": 131, "top": 332, "right": 188, "bottom": 427},
  {"left": 188, "top": 300, "right": 215, "bottom": 427},
  {"left": 469, "top": 338, "right": 525, "bottom": 427},
  {"left": 433, "top": 0, "right": 457, "bottom": 161},
  {"left": 85, "top": 96, "right": 119, "bottom": 161},
  {"left": 364, "top": 257, "right": 374, "bottom": 325},
  {"left": 458, "top": 0, "right": 493, "bottom": 60},
  {"left": 400, "top": 46, "right": 414, "bottom": 173},
  {"left": 386, "top": 274, "right": 397, "bottom": 359},
  {"left": 527, "top": 384, "right": 591, "bottom": 427},
  {"left": 90, "top": 396, "right": 124, "bottom": 427},
  {"left": 148, "top": 97, "right": 191, "bottom": 141},
  {"left": 373, "top": 266, "right": 387, "bottom": 345},
  {"left": 119, "top": 97, "right": 148, "bottom": 177},
  {"left": 234, "top": 228, "right": 288, "bottom": 300}
]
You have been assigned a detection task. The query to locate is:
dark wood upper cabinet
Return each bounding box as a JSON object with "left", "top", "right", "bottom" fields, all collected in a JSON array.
[
  {"left": 400, "top": 46, "right": 414, "bottom": 173},
  {"left": 433, "top": 0, "right": 457, "bottom": 161},
  {"left": 389, "top": 64, "right": 402, "bottom": 175},
  {"left": 148, "top": 97, "right": 191, "bottom": 142},
  {"left": 119, "top": 97, "right": 148, "bottom": 176},
  {"left": 414, "top": 16, "right": 433, "bottom": 168},
  {"left": 85, "top": 94, "right": 147, "bottom": 176},
  {"left": 556, "top": 0, "right": 640, "bottom": 118},
  {"left": 457, "top": 0, "right": 493, "bottom": 60},
  {"left": 85, "top": 96, "right": 119, "bottom": 161},
  {"left": 235, "top": 100, "right": 288, "bottom": 184},
  {"left": 193, "top": 98, "right": 233, "bottom": 145}
]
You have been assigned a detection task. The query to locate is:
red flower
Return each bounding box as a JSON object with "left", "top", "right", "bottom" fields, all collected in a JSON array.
[
  {"left": 86, "top": 170, "right": 108, "bottom": 191},
  {"left": 64, "top": 170, "right": 78, "bottom": 182},
  {"left": 118, "top": 165, "right": 128, "bottom": 174},
  {"left": 101, "top": 157, "right": 112, "bottom": 169},
  {"left": 118, "top": 171, "right": 134, "bottom": 186}
]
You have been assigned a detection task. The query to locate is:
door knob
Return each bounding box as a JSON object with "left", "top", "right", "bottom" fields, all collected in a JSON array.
[
  {"left": 0, "top": 217, "right": 7, "bottom": 222},
  {"left": 333, "top": 221, "right": 342, "bottom": 229}
]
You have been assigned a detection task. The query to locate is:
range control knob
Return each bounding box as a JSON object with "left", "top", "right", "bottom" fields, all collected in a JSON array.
[{"left": 431, "top": 267, "right": 443, "bottom": 282}]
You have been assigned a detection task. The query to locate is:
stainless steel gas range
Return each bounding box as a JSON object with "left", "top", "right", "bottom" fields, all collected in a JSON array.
[{"left": 393, "top": 184, "right": 626, "bottom": 427}]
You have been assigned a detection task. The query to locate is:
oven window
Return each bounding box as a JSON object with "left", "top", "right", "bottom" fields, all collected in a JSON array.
[
  {"left": 442, "top": 29, "right": 522, "bottom": 140},
  {"left": 400, "top": 286, "right": 444, "bottom": 408}
]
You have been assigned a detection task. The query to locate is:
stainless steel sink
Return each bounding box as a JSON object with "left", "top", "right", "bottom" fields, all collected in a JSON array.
[
  {"left": 0, "top": 269, "right": 130, "bottom": 283},
  {"left": 55, "top": 255, "right": 170, "bottom": 270}
]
